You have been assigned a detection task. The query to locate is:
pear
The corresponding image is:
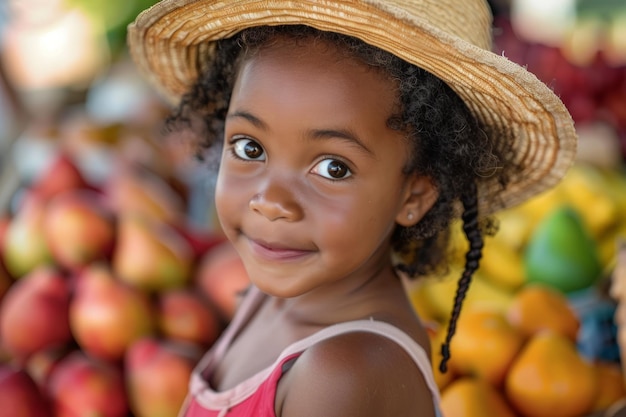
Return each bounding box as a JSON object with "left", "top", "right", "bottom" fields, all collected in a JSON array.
[
  {"left": 112, "top": 214, "right": 194, "bottom": 291},
  {"left": 524, "top": 206, "right": 602, "bottom": 293},
  {"left": 0, "top": 266, "right": 72, "bottom": 362},
  {"left": 69, "top": 263, "right": 155, "bottom": 361},
  {"left": 2, "top": 195, "right": 54, "bottom": 279}
]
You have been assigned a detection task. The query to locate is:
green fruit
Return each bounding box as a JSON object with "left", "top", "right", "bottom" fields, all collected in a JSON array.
[{"left": 524, "top": 206, "right": 602, "bottom": 293}]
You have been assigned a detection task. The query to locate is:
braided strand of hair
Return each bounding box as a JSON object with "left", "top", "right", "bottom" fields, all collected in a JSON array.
[{"left": 439, "top": 181, "right": 484, "bottom": 373}]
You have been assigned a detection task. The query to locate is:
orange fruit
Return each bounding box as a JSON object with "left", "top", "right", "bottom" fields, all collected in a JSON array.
[
  {"left": 505, "top": 331, "right": 597, "bottom": 417},
  {"left": 591, "top": 361, "right": 626, "bottom": 412},
  {"left": 506, "top": 283, "right": 580, "bottom": 341},
  {"left": 440, "top": 377, "right": 517, "bottom": 417},
  {"left": 448, "top": 308, "right": 525, "bottom": 387}
]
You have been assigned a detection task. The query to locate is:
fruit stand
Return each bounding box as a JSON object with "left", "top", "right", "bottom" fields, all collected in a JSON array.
[{"left": 0, "top": 1, "right": 626, "bottom": 417}]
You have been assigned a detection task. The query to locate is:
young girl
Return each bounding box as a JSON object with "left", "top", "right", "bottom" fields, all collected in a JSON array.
[{"left": 127, "top": 1, "right": 577, "bottom": 416}]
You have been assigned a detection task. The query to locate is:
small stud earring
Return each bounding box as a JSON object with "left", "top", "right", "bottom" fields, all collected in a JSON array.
[{"left": 407, "top": 212, "right": 414, "bottom": 221}]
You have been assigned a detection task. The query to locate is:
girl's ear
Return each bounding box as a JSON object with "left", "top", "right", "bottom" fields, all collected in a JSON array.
[{"left": 395, "top": 175, "right": 438, "bottom": 227}]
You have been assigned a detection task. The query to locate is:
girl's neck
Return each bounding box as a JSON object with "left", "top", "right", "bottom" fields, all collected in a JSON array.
[{"left": 263, "top": 264, "right": 406, "bottom": 327}]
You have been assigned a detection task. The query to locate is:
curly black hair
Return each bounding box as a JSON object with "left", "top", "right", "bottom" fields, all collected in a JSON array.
[{"left": 164, "top": 25, "right": 518, "bottom": 372}]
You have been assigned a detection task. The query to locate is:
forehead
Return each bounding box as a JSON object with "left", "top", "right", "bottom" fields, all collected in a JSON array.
[{"left": 230, "top": 36, "right": 402, "bottom": 122}]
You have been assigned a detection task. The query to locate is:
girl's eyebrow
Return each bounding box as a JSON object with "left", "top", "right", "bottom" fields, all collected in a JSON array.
[
  {"left": 227, "top": 109, "right": 372, "bottom": 155},
  {"left": 306, "top": 128, "right": 372, "bottom": 155},
  {"left": 227, "top": 110, "right": 267, "bottom": 130}
]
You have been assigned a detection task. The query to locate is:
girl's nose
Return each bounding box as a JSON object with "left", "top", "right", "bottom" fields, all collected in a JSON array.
[{"left": 248, "top": 178, "right": 303, "bottom": 222}]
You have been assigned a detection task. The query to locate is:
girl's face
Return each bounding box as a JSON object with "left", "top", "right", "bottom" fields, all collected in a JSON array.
[{"left": 215, "top": 37, "right": 437, "bottom": 298}]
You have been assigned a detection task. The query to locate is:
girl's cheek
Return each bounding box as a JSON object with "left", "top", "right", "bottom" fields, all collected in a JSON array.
[
  {"left": 215, "top": 171, "right": 253, "bottom": 222},
  {"left": 214, "top": 175, "right": 237, "bottom": 226}
]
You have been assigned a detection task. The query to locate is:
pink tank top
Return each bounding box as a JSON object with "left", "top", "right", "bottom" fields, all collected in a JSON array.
[{"left": 180, "top": 286, "right": 442, "bottom": 417}]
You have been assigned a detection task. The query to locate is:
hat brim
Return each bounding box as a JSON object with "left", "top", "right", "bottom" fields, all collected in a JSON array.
[{"left": 127, "top": 0, "right": 577, "bottom": 214}]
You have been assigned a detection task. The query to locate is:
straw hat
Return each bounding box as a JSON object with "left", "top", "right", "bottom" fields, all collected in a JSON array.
[{"left": 127, "top": 0, "right": 577, "bottom": 214}]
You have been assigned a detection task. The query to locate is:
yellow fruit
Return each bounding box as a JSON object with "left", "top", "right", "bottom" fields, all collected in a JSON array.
[
  {"left": 505, "top": 331, "right": 598, "bottom": 417},
  {"left": 440, "top": 377, "right": 517, "bottom": 417},
  {"left": 559, "top": 164, "right": 621, "bottom": 239},
  {"left": 479, "top": 240, "right": 526, "bottom": 292},
  {"left": 405, "top": 268, "right": 458, "bottom": 324},
  {"left": 516, "top": 185, "right": 566, "bottom": 229},
  {"left": 448, "top": 308, "right": 525, "bottom": 387},
  {"left": 492, "top": 208, "right": 533, "bottom": 250},
  {"left": 597, "top": 223, "right": 626, "bottom": 273},
  {"left": 506, "top": 283, "right": 580, "bottom": 342},
  {"left": 405, "top": 278, "right": 444, "bottom": 325},
  {"left": 446, "top": 219, "right": 469, "bottom": 266},
  {"left": 406, "top": 267, "right": 514, "bottom": 324},
  {"left": 600, "top": 167, "right": 626, "bottom": 212},
  {"left": 448, "top": 209, "right": 529, "bottom": 292}
]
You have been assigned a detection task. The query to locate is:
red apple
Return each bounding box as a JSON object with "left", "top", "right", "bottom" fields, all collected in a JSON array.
[
  {"left": 29, "top": 152, "right": 89, "bottom": 202},
  {"left": 112, "top": 214, "right": 194, "bottom": 291},
  {"left": 43, "top": 189, "right": 115, "bottom": 271},
  {"left": 0, "top": 362, "right": 52, "bottom": 417},
  {"left": 0, "top": 266, "right": 71, "bottom": 363},
  {"left": 69, "top": 263, "right": 155, "bottom": 362},
  {"left": 195, "top": 241, "right": 250, "bottom": 321},
  {"left": 125, "top": 337, "right": 201, "bottom": 417},
  {"left": 47, "top": 350, "right": 128, "bottom": 417},
  {"left": 2, "top": 195, "right": 54, "bottom": 279},
  {"left": 157, "top": 288, "right": 222, "bottom": 348}
]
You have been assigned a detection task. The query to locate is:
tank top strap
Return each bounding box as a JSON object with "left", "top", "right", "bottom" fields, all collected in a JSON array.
[{"left": 277, "top": 319, "right": 441, "bottom": 405}]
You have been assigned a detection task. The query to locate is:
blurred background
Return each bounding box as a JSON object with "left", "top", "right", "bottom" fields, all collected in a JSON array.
[{"left": 1, "top": 1, "right": 626, "bottom": 417}]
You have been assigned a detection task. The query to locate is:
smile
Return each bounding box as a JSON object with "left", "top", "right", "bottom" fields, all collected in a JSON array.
[{"left": 247, "top": 237, "right": 314, "bottom": 262}]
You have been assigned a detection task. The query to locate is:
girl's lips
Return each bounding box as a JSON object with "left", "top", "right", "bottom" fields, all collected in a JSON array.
[{"left": 248, "top": 238, "right": 314, "bottom": 262}]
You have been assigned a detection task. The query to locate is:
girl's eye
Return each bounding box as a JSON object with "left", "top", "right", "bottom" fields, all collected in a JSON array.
[
  {"left": 233, "top": 138, "right": 265, "bottom": 161},
  {"left": 312, "top": 158, "right": 352, "bottom": 180}
]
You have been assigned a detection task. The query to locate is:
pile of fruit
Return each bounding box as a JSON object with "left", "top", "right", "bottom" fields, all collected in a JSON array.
[
  {"left": 0, "top": 147, "right": 250, "bottom": 417},
  {"left": 408, "top": 162, "right": 626, "bottom": 417}
]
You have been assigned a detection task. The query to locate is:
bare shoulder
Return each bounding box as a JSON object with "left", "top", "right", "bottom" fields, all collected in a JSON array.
[{"left": 276, "top": 330, "right": 437, "bottom": 417}]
